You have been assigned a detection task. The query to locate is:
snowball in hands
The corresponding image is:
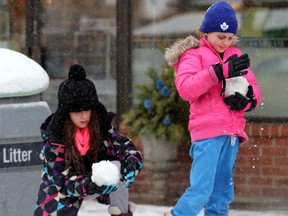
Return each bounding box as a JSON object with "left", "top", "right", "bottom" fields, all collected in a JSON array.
[
  {"left": 92, "top": 161, "right": 120, "bottom": 186},
  {"left": 224, "top": 77, "right": 249, "bottom": 97}
]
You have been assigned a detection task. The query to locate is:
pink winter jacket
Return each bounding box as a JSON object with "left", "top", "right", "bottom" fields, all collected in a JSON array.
[{"left": 165, "top": 36, "right": 261, "bottom": 144}]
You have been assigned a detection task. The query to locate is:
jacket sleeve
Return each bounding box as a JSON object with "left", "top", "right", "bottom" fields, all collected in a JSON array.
[
  {"left": 41, "top": 134, "right": 92, "bottom": 198},
  {"left": 106, "top": 125, "right": 143, "bottom": 174},
  {"left": 175, "top": 50, "right": 219, "bottom": 102}
]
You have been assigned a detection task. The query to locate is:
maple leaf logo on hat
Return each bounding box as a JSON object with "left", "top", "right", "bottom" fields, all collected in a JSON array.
[{"left": 220, "top": 22, "right": 229, "bottom": 31}]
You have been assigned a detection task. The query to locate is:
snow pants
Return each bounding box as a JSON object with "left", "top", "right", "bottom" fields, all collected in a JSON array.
[
  {"left": 110, "top": 161, "right": 129, "bottom": 213},
  {"left": 172, "top": 135, "right": 239, "bottom": 216}
]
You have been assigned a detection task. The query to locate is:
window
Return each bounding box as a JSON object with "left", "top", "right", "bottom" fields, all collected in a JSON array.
[
  {"left": 131, "top": 0, "right": 288, "bottom": 120},
  {"left": 42, "top": 0, "right": 116, "bottom": 79}
]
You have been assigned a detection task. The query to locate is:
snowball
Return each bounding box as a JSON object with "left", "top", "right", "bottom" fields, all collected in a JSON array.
[
  {"left": 224, "top": 77, "right": 249, "bottom": 97},
  {"left": 91, "top": 160, "right": 120, "bottom": 186}
]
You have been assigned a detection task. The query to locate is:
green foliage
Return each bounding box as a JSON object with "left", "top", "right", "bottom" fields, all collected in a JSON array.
[{"left": 122, "top": 63, "right": 190, "bottom": 144}]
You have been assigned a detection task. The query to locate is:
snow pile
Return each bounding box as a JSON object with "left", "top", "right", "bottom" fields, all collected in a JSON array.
[
  {"left": 91, "top": 161, "right": 120, "bottom": 186},
  {"left": 224, "top": 77, "right": 249, "bottom": 97},
  {"left": 0, "top": 48, "right": 49, "bottom": 98},
  {"left": 79, "top": 200, "right": 288, "bottom": 216}
]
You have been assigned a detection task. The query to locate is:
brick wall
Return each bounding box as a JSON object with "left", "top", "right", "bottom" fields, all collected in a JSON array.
[
  {"left": 127, "top": 123, "right": 288, "bottom": 209},
  {"left": 233, "top": 123, "right": 288, "bottom": 209}
]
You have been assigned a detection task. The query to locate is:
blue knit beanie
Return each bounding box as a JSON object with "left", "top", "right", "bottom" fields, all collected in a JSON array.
[{"left": 200, "top": 1, "right": 238, "bottom": 34}]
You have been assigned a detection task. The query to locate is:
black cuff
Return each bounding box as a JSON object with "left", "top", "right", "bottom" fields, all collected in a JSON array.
[{"left": 212, "top": 63, "right": 224, "bottom": 83}]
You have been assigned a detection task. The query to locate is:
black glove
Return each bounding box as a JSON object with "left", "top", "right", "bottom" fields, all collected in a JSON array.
[
  {"left": 245, "top": 85, "right": 257, "bottom": 112},
  {"left": 120, "top": 156, "right": 143, "bottom": 188},
  {"left": 87, "top": 181, "right": 118, "bottom": 195},
  {"left": 212, "top": 54, "right": 250, "bottom": 83},
  {"left": 224, "top": 92, "right": 249, "bottom": 111},
  {"left": 224, "top": 85, "right": 256, "bottom": 111}
]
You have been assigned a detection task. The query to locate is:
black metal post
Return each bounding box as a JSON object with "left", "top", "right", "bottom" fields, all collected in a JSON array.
[
  {"left": 25, "top": 0, "right": 33, "bottom": 57},
  {"left": 116, "top": 0, "right": 132, "bottom": 124},
  {"left": 25, "top": 0, "right": 42, "bottom": 63}
]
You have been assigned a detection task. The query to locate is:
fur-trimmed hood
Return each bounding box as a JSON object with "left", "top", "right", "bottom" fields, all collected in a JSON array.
[{"left": 164, "top": 35, "right": 201, "bottom": 67}]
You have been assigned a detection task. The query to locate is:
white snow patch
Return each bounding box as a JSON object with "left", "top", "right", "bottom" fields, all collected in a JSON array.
[
  {"left": 0, "top": 48, "right": 49, "bottom": 98},
  {"left": 0, "top": 101, "right": 49, "bottom": 109},
  {"left": 91, "top": 160, "right": 120, "bottom": 186},
  {"left": 224, "top": 77, "right": 249, "bottom": 97},
  {"left": 79, "top": 200, "right": 288, "bottom": 216}
]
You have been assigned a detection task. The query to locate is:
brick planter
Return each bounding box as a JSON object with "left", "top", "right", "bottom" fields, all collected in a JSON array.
[{"left": 134, "top": 132, "right": 179, "bottom": 204}]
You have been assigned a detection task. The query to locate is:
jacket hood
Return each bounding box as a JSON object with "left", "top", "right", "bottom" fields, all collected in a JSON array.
[{"left": 164, "top": 35, "right": 201, "bottom": 67}]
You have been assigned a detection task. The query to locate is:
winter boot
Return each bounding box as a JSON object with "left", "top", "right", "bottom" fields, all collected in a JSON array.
[
  {"left": 164, "top": 210, "right": 172, "bottom": 216},
  {"left": 108, "top": 201, "right": 136, "bottom": 216}
]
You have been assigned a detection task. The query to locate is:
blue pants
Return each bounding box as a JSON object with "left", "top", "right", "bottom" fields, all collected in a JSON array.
[{"left": 172, "top": 136, "right": 239, "bottom": 216}]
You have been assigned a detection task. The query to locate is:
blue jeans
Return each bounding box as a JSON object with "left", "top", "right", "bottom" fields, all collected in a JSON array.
[{"left": 172, "top": 136, "right": 239, "bottom": 216}]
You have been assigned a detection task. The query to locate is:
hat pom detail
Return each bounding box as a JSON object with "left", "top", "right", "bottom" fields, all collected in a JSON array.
[
  {"left": 68, "top": 64, "right": 86, "bottom": 80},
  {"left": 57, "top": 64, "right": 100, "bottom": 112}
]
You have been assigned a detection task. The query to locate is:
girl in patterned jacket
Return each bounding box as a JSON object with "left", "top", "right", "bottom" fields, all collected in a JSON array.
[
  {"left": 34, "top": 64, "right": 142, "bottom": 216},
  {"left": 164, "top": 2, "right": 261, "bottom": 216}
]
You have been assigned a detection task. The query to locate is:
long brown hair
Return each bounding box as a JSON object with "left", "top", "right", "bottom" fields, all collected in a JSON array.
[{"left": 63, "top": 109, "right": 101, "bottom": 174}]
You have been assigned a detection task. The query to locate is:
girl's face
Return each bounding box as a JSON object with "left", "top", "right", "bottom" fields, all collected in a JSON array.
[
  {"left": 69, "top": 110, "right": 91, "bottom": 129},
  {"left": 206, "top": 32, "right": 235, "bottom": 53}
]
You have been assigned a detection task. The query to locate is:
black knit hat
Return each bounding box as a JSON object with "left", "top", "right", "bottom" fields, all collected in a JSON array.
[
  {"left": 58, "top": 64, "right": 98, "bottom": 112},
  {"left": 49, "top": 64, "right": 111, "bottom": 135}
]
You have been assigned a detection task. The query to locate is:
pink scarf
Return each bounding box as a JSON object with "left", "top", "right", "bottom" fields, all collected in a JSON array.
[{"left": 75, "top": 127, "right": 90, "bottom": 156}]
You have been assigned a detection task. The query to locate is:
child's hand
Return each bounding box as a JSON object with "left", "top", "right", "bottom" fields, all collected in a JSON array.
[
  {"left": 224, "top": 92, "right": 249, "bottom": 110},
  {"left": 224, "top": 85, "right": 256, "bottom": 112},
  {"left": 212, "top": 54, "right": 250, "bottom": 83},
  {"left": 122, "top": 167, "right": 135, "bottom": 188},
  {"left": 121, "top": 156, "right": 143, "bottom": 188},
  {"left": 226, "top": 54, "right": 250, "bottom": 78}
]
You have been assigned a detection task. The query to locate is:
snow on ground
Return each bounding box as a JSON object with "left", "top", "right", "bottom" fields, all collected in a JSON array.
[{"left": 79, "top": 199, "right": 288, "bottom": 216}]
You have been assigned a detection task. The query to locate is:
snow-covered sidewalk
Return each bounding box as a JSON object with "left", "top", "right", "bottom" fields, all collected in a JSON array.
[{"left": 79, "top": 199, "right": 288, "bottom": 216}]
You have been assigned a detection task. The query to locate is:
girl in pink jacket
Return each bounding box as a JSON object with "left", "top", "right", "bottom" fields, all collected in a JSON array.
[{"left": 164, "top": 2, "right": 261, "bottom": 216}]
